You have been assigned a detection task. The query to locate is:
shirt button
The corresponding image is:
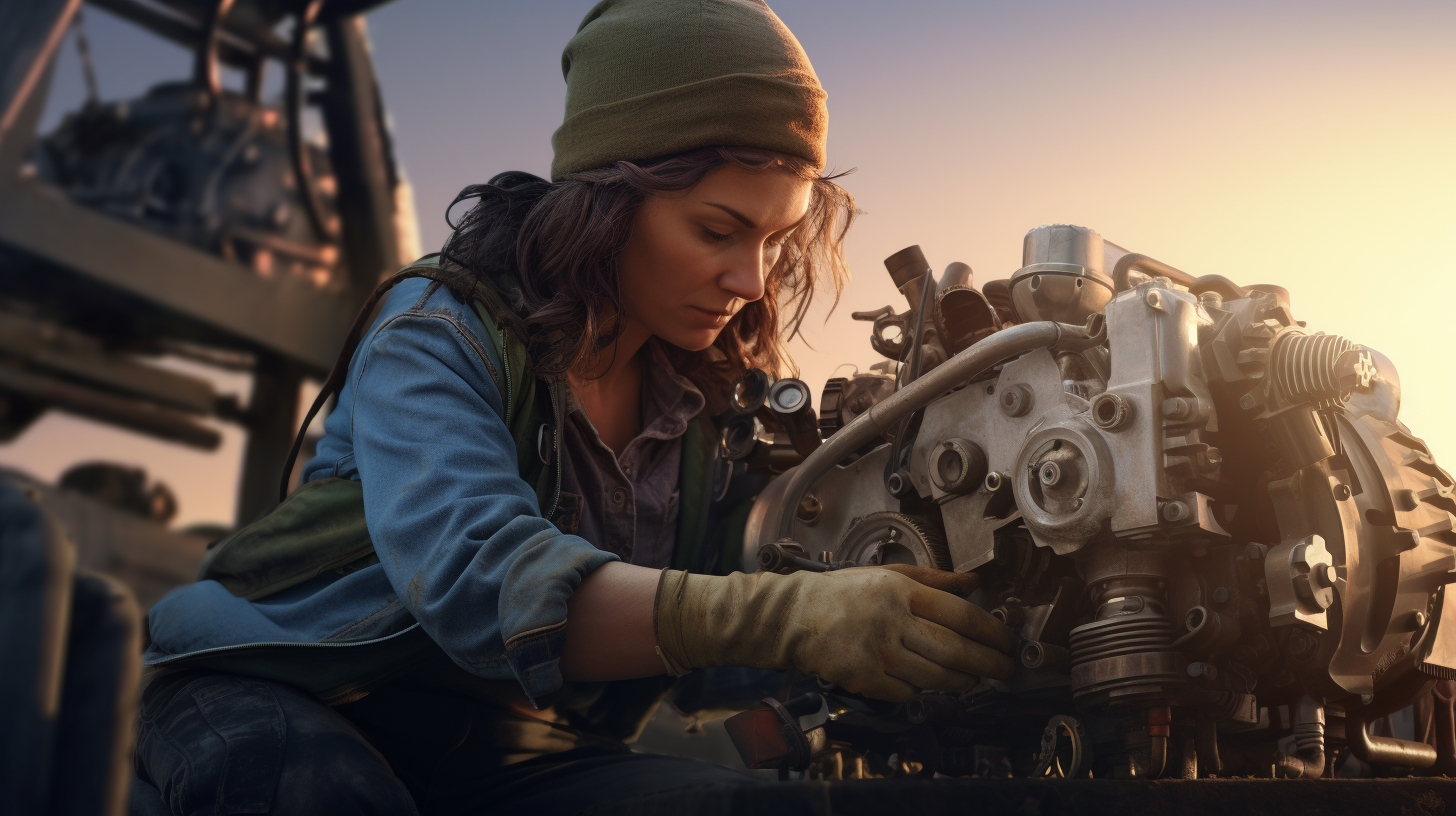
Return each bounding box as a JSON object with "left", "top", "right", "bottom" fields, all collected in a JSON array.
[{"left": 611, "top": 487, "right": 627, "bottom": 506}]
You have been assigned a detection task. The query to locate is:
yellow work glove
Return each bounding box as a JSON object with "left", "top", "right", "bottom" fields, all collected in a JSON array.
[{"left": 653, "top": 565, "right": 1016, "bottom": 702}]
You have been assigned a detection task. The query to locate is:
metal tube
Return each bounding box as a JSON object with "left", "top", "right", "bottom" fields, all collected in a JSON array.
[
  {"left": 1191, "top": 274, "right": 1248, "bottom": 301},
  {"left": 286, "top": 0, "right": 335, "bottom": 244},
  {"left": 775, "top": 321, "right": 1082, "bottom": 539},
  {"left": 1347, "top": 708, "right": 1438, "bottom": 768},
  {"left": 1112, "top": 253, "right": 1196, "bottom": 293}
]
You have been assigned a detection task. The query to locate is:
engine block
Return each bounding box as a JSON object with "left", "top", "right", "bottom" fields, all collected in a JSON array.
[{"left": 733, "top": 225, "right": 1456, "bottom": 779}]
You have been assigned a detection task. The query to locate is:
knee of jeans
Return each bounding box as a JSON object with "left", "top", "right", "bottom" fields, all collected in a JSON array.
[
  {"left": 269, "top": 685, "right": 419, "bottom": 816},
  {"left": 272, "top": 731, "right": 417, "bottom": 816}
]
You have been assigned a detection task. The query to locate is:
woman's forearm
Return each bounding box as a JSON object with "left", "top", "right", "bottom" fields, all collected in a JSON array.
[{"left": 559, "top": 561, "right": 666, "bottom": 682}]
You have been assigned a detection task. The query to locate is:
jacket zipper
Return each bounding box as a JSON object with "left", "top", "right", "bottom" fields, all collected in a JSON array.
[
  {"left": 500, "top": 325, "right": 516, "bottom": 426},
  {"left": 545, "top": 378, "right": 562, "bottom": 520}
]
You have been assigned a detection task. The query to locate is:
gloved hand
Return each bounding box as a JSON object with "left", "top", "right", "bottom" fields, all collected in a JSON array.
[{"left": 653, "top": 565, "right": 1016, "bottom": 702}]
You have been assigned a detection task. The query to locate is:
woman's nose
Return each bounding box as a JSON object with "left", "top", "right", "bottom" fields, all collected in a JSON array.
[{"left": 719, "top": 245, "right": 768, "bottom": 303}]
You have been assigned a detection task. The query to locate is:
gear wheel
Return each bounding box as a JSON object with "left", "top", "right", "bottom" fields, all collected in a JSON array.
[{"left": 839, "top": 511, "right": 951, "bottom": 571}]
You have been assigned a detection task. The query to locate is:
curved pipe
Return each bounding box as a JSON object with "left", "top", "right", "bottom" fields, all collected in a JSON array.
[
  {"left": 195, "top": 0, "right": 240, "bottom": 99},
  {"left": 1274, "top": 697, "right": 1326, "bottom": 778},
  {"left": 1190, "top": 274, "right": 1249, "bottom": 301},
  {"left": 775, "top": 321, "right": 1097, "bottom": 539},
  {"left": 1112, "top": 253, "right": 1196, "bottom": 293},
  {"left": 287, "top": 0, "right": 336, "bottom": 244},
  {"left": 1347, "top": 708, "right": 1437, "bottom": 768}
]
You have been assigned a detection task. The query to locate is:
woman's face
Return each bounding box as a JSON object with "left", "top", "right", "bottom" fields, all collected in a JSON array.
[{"left": 617, "top": 164, "right": 813, "bottom": 352}]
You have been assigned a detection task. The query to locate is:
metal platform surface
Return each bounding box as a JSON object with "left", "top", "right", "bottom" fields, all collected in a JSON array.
[{"left": 587, "top": 778, "right": 1456, "bottom": 816}]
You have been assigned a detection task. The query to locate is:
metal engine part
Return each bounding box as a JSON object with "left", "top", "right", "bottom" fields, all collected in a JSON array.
[
  {"left": 735, "top": 225, "right": 1456, "bottom": 780},
  {"left": 35, "top": 83, "right": 343, "bottom": 289}
]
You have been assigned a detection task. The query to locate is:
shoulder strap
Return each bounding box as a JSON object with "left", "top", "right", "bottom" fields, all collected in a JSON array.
[{"left": 278, "top": 255, "right": 528, "bottom": 502}]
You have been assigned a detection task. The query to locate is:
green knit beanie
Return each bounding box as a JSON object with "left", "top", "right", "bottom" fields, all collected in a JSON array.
[{"left": 550, "top": 0, "right": 828, "bottom": 181}]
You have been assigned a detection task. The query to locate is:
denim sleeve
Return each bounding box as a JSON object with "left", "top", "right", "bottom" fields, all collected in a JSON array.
[{"left": 348, "top": 305, "right": 617, "bottom": 705}]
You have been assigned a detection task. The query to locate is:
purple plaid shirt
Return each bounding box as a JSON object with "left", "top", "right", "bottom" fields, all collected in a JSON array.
[{"left": 557, "top": 339, "right": 705, "bottom": 568}]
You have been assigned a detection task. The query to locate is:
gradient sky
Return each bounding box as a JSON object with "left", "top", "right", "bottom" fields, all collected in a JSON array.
[{"left": 4, "top": 0, "right": 1454, "bottom": 528}]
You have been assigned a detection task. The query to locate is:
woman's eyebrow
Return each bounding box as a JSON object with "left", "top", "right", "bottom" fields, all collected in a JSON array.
[
  {"left": 704, "top": 202, "right": 808, "bottom": 232},
  {"left": 704, "top": 202, "right": 757, "bottom": 229}
]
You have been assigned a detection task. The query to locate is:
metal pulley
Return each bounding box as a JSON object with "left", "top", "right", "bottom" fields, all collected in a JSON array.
[{"left": 838, "top": 511, "right": 950, "bottom": 570}]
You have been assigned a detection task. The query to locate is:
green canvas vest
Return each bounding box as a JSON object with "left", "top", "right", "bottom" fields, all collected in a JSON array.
[{"left": 171, "top": 257, "right": 748, "bottom": 726}]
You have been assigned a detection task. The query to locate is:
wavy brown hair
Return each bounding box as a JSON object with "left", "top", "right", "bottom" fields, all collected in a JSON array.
[{"left": 439, "top": 146, "right": 855, "bottom": 393}]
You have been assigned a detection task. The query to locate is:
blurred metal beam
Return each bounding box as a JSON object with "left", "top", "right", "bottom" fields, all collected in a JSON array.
[
  {"left": 0, "top": 177, "right": 356, "bottom": 375},
  {"left": 0, "top": 311, "right": 218, "bottom": 415},
  {"left": 235, "top": 351, "right": 301, "bottom": 525},
  {"left": 0, "top": 363, "right": 221, "bottom": 449},
  {"left": 87, "top": 0, "right": 301, "bottom": 67},
  {"left": 321, "top": 15, "right": 401, "bottom": 296}
]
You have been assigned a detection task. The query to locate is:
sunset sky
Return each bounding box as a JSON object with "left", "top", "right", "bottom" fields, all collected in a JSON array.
[{"left": 4, "top": 0, "right": 1453, "bottom": 528}]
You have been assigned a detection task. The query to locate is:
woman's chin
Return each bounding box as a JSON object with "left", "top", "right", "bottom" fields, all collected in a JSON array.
[{"left": 661, "top": 327, "right": 721, "bottom": 352}]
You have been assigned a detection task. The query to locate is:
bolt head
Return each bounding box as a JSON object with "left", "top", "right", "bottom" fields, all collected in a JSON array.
[
  {"left": 1038, "top": 461, "right": 1062, "bottom": 486},
  {"left": 1000, "top": 385, "right": 1032, "bottom": 417},
  {"left": 886, "top": 471, "right": 908, "bottom": 497},
  {"left": 1239, "top": 393, "right": 1258, "bottom": 411},
  {"left": 1162, "top": 397, "right": 1191, "bottom": 419},
  {"left": 1213, "top": 587, "right": 1231, "bottom": 604},
  {"left": 1187, "top": 662, "right": 1219, "bottom": 680},
  {"left": 796, "top": 494, "right": 822, "bottom": 523},
  {"left": 1334, "top": 348, "right": 1378, "bottom": 393},
  {"left": 1333, "top": 484, "right": 1352, "bottom": 501},
  {"left": 1163, "top": 501, "right": 1190, "bottom": 522}
]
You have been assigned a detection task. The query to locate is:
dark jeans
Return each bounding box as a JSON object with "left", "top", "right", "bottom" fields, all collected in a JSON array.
[{"left": 133, "top": 670, "right": 768, "bottom": 816}]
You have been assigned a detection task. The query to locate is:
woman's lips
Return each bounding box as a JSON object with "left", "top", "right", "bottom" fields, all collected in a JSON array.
[{"left": 689, "top": 305, "right": 733, "bottom": 326}]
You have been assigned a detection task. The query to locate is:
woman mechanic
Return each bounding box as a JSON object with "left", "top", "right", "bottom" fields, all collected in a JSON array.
[{"left": 135, "top": 1, "right": 1016, "bottom": 813}]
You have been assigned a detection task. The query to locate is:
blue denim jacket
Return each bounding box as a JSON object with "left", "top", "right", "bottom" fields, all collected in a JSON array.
[{"left": 144, "top": 279, "right": 619, "bottom": 704}]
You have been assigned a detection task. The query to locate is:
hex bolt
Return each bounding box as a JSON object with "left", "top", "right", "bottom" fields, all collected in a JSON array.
[
  {"left": 796, "top": 494, "right": 822, "bottom": 524},
  {"left": 1314, "top": 564, "right": 1338, "bottom": 588},
  {"left": 1212, "top": 586, "right": 1231, "bottom": 605},
  {"left": 1244, "top": 542, "right": 1267, "bottom": 560},
  {"left": 1000, "top": 384, "right": 1033, "bottom": 418},
  {"left": 1239, "top": 393, "right": 1258, "bottom": 411},
  {"left": 1162, "top": 397, "right": 1192, "bottom": 420},
  {"left": 1162, "top": 501, "right": 1190, "bottom": 522},
  {"left": 1333, "top": 483, "right": 1352, "bottom": 501},
  {"left": 1187, "top": 662, "right": 1219, "bottom": 680}
]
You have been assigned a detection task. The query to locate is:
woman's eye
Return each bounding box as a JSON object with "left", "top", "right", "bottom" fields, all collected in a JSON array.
[{"left": 701, "top": 226, "right": 732, "bottom": 243}]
